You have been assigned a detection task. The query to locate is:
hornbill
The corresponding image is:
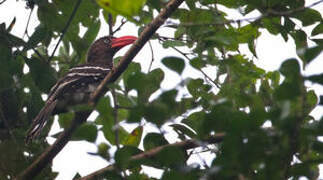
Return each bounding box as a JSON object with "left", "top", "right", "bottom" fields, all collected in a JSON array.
[{"left": 25, "top": 35, "right": 137, "bottom": 143}]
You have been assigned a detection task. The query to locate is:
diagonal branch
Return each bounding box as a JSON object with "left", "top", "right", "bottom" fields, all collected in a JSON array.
[
  {"left": 89, "top": 0, "right": 185, "bottom": 103},
  {"left": 77, "top": 133, "right": 225, "bottom": 180},
  {"left": 15, "top": 0, "right": 185, "bottom": 179}
]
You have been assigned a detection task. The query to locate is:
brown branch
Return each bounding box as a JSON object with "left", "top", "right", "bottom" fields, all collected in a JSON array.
[
  {"left": 89, "top": 0, "right": 185, "bottom": 103},
  {"left": 15, "top": 0, "right": 184, "bottom": 179},
  {"left": 77, "top": 133, "right": 225, "bottom": 180},
  {"left": 108, "top": 13, "right": 113, "bottom": 36},
  {"left": 147, "top": 41, "right": 154, "bottom": 72},
  {"left": 15, "top": 110, "right": 91, "bottom": 180},
  {"left": 0, "top": 0, "right": 6, "bottom": 5}
]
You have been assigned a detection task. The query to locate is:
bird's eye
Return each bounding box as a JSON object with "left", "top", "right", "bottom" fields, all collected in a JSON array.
[{"left": 103, "top": 39, "right": 109, "bottom": 44}]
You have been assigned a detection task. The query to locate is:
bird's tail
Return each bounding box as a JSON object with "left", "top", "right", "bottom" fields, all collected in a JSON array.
[{"left": 25, "top": 99, "right": 58, "bottom": 144}]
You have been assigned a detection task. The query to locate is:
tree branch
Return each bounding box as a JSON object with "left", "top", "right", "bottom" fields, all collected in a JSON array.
[
  {"left": 147, "top": 41, "right": 154, "bottom": 73},
  {"left": 108, "top": 13, "right": 113, "bottom": 36},
  {"left": 112, "top": 18, "right": 127, "bottom": 35},
  {"left": 77, "top": 133, "right": 225, "bottom": 180},
  {"left": 15, "top": 0, "right": 184, "bottom": 179},
  {"left": 89, "top": 0, "right": 185, "bottom": 103},
  {"left": 15, "top": 111, "right": 91, "bottom": 180}
]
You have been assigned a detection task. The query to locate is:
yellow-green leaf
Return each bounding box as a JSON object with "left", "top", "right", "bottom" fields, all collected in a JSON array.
[
  {"left": 122, "top": 126, "right": 143, "bottom": 147},
  {"left": 96, "top": 0, "right": 146, "bottom": 21}
]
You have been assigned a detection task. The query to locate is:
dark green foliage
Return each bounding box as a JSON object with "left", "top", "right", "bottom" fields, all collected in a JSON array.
[{"left": 161, "top": 56, "right": 185, "bottom": 74}]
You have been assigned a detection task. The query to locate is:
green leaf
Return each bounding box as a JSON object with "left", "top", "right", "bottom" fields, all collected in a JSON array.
[
  {"left": 72, "top": 123, "right": 98, "bottom": 142},
  {"left": 143, "top": 133, "right": 169, "bottom": 151},
  {"left": 312, "top": 38, "right": 323, "bottom": 46},
  {"left": 96, "top": 0, "right": 147, "bottom": 22},
  {"left": 143, "top": 102, "right": 169, "bottom": 126},
  {"left": 187, "top": 78, "right": 204, "bottom": 98},
  {"left": 122, "top": 126, "right": 143, "bottom": 147},
  {"left": 312, "top": 22, "right": 323, "bottom": 36},
  {"left": 126, "top": 71, "right": 146, "bottom": 92},
  {"left": 96, "top": 97, "right": 113, "bottom": 121},
  {"left": 0, "top": 42, "right": 13, "bottom": 90},
  {"left": 291, "top": 30, "right": 308, "bottom": 61},
  {"left": 162, "top": 40, "right": 186, "bottom": 48},
  {"left": 147, "top": 0, "right": 162, "bottom": 10},
  {"left": 248, "top": 39, "right": 257, "bottom": 58},
  {"left": 274, "top": 81, "right": 302, "bottom": 100},
  {"left": 97, "top": 142, "right": 110, "bottom": 160},
  {"left": 303, "top": 46, "right": 323, "bottom": 64},
  {"left": 305, "top": 90, "right": 318, "bottom": 114},
  {"left": 279, "top": 59, "right": 300, "bottom": 79},
  {"left": 103, "top": 123, "right": 129, "bottom": 145},
  {"left": 161, "top": 169, "right": 199, "bottom": 180},
  {"left": 96, "top": 98, "right": 132, "bottom": 145},
  {"left": 123, "top": 62, "right": 142, "bottom": 92},
  {"left": 292, "top": 8, "right": 322, "bottom": 26},
  {"left": 306, "top": 74, "right": 323, "bottom": 85},
  {"left": 126, "top": 68, "right": 164, "bottom": 103},
  {"left": 115, "top": 146, "right": 143, "bottom": 169},
  {"left": 189, "top": 57, "right": 206, "bottom": 69},
  {"left": 82, "top": 19, "right": 101, "bottom": 45},
  {"left": 262, "top": 17, "right": 282, "bottom": 35},
  {"left": 169, "top": 124, "right": 197, "bottom": 139},
  {"left": 24, "top": 24, "right": 49, "bottom": 51},
  {"left": 127, "top": 106, "right": 144, "bottom": 123},
  {"left": 182, "top": 111, "right": 205, "bottom": 133},
  {"left": 58, "top": 112, "right": 74, "bottom": 129},
  {"left": 155, "top": 146, "right": 186, "bottom": 167},
  {"left": 162, "top": 56, "right": 185, "bottom": 74},
  {"left": 25, "top": 57, "right": 57, "bottom": 92}
]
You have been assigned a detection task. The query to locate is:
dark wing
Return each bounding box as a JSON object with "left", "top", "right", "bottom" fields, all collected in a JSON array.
[
  {"left": 47, "top": 65, "right": 111, "bottom": 101},
  {"left": 26, "top": 65, "right": 111, "bottom": 143}
]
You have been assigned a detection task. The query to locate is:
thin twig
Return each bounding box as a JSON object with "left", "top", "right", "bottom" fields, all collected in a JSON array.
[
  {"left": 158, "top": 35, "right": 191, "bottom": 42},
  {"left": 23, "top": 8, "right": 33, "bottom": 39},
  {"left": 111, "top": 89, "right": 120, "bottom": 149},
  {"left": 163, "top": 40, "right": 220, "bottom": 89},
  {"left": 47, "top": 0, "right": 82, "bottom": 63},
  {"left": 77, "top": 133, "right": 225, "bottom": 180},
  {"left": 147, "top": 41, "right": 154, "bottom": 72},
  {"left": 108, "top": 13, "right": 113, "bottom": 36},
  {"left": 0, "top": 0, "right": 6, "bottom": 5},
  {"left": 112, "top": 18, "right": 127, "bottom": 35},
  {"left": 31, "top": 47, "right": 47, "bottom": 62}
]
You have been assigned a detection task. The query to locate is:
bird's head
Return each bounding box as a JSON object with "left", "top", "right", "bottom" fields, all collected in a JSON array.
[{"left": 86, "top": 35, "right": 137, "bottom": 66}]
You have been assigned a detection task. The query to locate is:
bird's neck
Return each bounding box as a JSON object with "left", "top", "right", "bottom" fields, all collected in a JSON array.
[{"left": 88, "top": 59, "right": 113, "bottom": 68}]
